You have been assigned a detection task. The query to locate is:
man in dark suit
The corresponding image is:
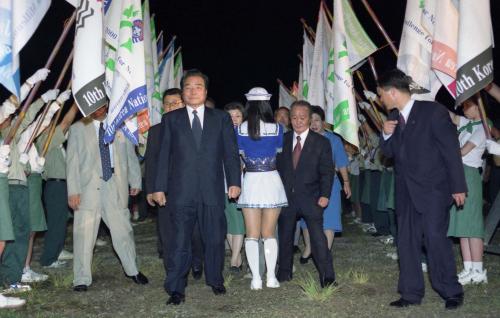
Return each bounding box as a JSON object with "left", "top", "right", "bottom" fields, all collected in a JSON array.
[
  {"left": 152, "top": 69, "right": 241, "bottom": 305},
  {"left": 276, "top": 100, "right": 336, "bottom": 287},
  {"left": 378, "top": 70, "right": 467, "bottom": 310}
]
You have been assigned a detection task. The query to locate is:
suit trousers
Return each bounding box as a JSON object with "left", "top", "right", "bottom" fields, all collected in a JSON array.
[
  {"left": 73, "top": 176, "right": 138, "bottom": 286},
  {"left": 165, "top": 202, "right": 226, "bottom": 295},
  {"left": 278, "top": 194, "right": 335, "bottom": 282},
  {"left": 396, "top": 182, "right": 462, "bottom": 302},
  {"left": 0, "top": 185, "right": 30, "bottom": 285},
  {"left": 40, "top": 180, "right": 70, "bottom": 266}
]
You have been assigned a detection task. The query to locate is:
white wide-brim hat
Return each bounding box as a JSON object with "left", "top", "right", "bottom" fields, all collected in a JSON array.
[{"left": 245, "top": 87, "right": 272, "bottom": 101}]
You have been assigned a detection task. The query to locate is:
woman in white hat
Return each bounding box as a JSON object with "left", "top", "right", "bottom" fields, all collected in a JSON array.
[{"left": 236, "top": 87, "right": 288, "bottom": 290}]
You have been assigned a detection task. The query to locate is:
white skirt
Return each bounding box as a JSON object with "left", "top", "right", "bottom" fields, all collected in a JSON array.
[{"left": 237, "top": 170, "right": 288, "bottom": 209}]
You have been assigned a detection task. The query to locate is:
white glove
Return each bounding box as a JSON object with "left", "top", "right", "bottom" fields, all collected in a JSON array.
[
  {"left": 0, "top": 157, "right": 9, "bottom": 174},
  {"left": 363, "top": 90, "right": 378, "bottom": 102},
  {"left": 19, "top": 152, "right": 29, "bottom": 165},
  {"left": 0, "top": 145, "right": 11, "bottom": 172},
  {"left": 486, "top": 139, "right": 500, "bottom": 156},
  {"left": 40, "top": 102, "right": 61, "bottom": 128},
  {"left": 28, "top": 148, "right": 44, "bottom": 173},
  {"left": 358, "top": 113, "right": 366, "bottom": 123},
  {"left": 0, "top": 99, "right": 17, "bottom": 124},
  {"left": 26, "top": 68, "right": 50, "bottom": 86},
  {"left": 56, "top": 90, "right": 72, "bottom": 104},
  {"left": 358, "top": 101, "right": 370, "bottom": 110},
  {"left": 41, "top": 89, "right": 59, "bottom": 103}
]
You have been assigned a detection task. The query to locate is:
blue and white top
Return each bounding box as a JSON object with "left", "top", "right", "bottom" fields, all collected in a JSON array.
[{"left": 236, "top": 121, "right": 283, "bottom": 172}]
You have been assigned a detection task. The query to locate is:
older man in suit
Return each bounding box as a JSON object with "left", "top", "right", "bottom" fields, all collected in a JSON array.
[
  {"left": 153, "top": 69, "right": 241, "bottom": 305},
  {"left": 276, "top": 100, "right": 336, "bottom": 288},
  {"left": 67, "top": 106, "right": 148, "bottom": 292},
  {"left": 378, "top": 69, "right": 466, "bottom": 310}
]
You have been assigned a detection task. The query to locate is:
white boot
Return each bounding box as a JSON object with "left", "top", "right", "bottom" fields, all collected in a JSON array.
[
  {"left": 245, "top": 238, "right": 262, "bottom": 290},
  {"left": 263, "top": 238, "right": 280, "bottom": 288},
  {"left": 0, "top": 294, "right": 26, "bottom": 309}
]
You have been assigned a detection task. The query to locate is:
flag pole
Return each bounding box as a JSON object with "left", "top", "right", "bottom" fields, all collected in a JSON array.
[
  {"left": 322, "top": 0, "right": 333, "bottom": 24},
  {"left": 277, "top": 78, "right": 294, "bottom": 96},
  {"left": 300, "top": 18, "right": 316, "bottom": 41},
  {"left": 4, "top": 10, "right": 77, "bottom": 146},
  {"left": 156, "top": 30, "right": 163, "bottom": 44},
  {"left": 174, "top": 46, "right": 182, "bottom": 58},
  {"left": 354, "top": 90, "right": 382, "bottom": 132},
  {"left": 355, "top": 70, "right": 384, "bottom": 123},
  {"left": 476, "top": 92, "right": 492, "bottom": 140},
  {"left": 41, "top": 80, "right": 72, "bottom": 157},
  {"left": 297, "top": 54, "right": 303, "bottom": 63},
  {"left": 23, "top": 49, "right": 74, "bottom": 154},
  {"left": 159, "top": 35, "right": 177, "bottom": 61},
  {"left": 360, "top": 0, "right": 398, "bottom": 57}
]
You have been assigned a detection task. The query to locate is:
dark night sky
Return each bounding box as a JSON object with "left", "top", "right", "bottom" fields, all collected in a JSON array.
[{"left": 3, "top": 0, "right": 500, "bottom": 111}]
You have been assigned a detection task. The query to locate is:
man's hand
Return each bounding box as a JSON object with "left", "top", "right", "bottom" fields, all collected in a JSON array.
[
  {"left": 129, "top": 188, "right": 140, "bottom": 196},
  {"left": 146, "top": 194, "right": 155, "bottom": 206},
  {"left": 68, "top": 194, "right": 81, "bottom": 210},
  {"left": 228, "top": 186, "right": 241, "bottom": 199},
  {"left": 317, "top": 197, "right": 329, "bottom": 208},
  {"left": 452, "top": 193, "right": 466, "bottom": 207},
  {"left": 153, "top": 192, "right": 167, "bottom": 206},
  {"left": 343, "top": 182, "right": 352, "bottom": 199},
  {"left": 383, "top": 120, "right": 398, "bottom": 135}
]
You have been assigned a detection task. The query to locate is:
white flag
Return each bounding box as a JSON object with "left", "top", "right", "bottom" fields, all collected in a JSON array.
[
  {"left": 308, "top": 3, "right": 331, "bottom": 109},
  {"left": 455, "top": 0, "right": 494, "bottom": 105},
  {"left": 325, "top": 0, "right": 359, "bottom": 148},
  {"left": 297, "top": 62, "right": 304, "bottom": 100},
  {"left": 301, "top": 30, "right": 314, "bottom": 100},
  {"left": 142, "top": 0, "right": 153, "bottom": 127},
  {"left": 158, "top": 41, "right": 175, "bottom": 92},
  {"left": 278, "top": 81, "right": 296, "bottom": 109},
  {"left": 149, "top": 17, "right": 163, "bottom": 126},
  {"left": 173, "top": 51, "right": 183, "bottom": 89},
  {"left": 397, "top": 0, "right": 441, "bottom": 100},
  {"left": 104, "top": 0, "right": 147, "bottom": 144},
  {"left": 72, "top": 0, "right": 107, "bottom": 117}
]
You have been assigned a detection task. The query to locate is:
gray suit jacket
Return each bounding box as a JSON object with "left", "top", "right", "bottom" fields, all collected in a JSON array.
[{"left": 66, "top": 118, "right": 142, "bottom": 210}]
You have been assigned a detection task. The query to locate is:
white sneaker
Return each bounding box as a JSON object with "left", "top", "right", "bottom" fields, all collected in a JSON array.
[
  {"left": 43, "top": 260, "right": 67, "bottom": 269},
  {"left": 380, "top": 236, "right": 394, "bottom": 245},
  {"left": 459, "top": 269, "right": 488, "bottom": 285},
  {"left": 386, "top": 252, "right": 398, "bottom": 260},
  {"left": 266, "top": 277, "right": 280, "bottom": 288},
  {"left": 0, "top": 294, "right": 26, "bottom": 309},
  {"left": 250, "top": 279, "right": 262, "bottom": 290},
  {"left": 421, "top": 263, "right": 428, "bottom": 273},
  {"left": 58, "top": 249, "right": 73, "bottom": 260},
  {"left": 21, "top": 268, "right": 48, "bottom": 283},
  {"left": 2, "top": 283, "right": 31, "bottom": 294},
  {"left": 457, "top": 268, "right": 471, "bottom": 280},
  {"left": 95, "top": 238, "right": 107, "bottom": 246}
]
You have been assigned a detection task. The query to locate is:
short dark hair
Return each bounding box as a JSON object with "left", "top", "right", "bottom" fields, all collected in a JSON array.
[
  {"left": 163, "top": 88, "right": 182, "bottom": 99},
  {"left": 224, "top": 101, "right": 245, "bottom": 114},
  {"left": 181, "top": 69, "right": 209, "bottom": 89},
  {"left": 205, "top": 97, "right": 216, "bottom": 108},
  {"left": 310, "top": 105, "right": 325, "bottom": 121},
  {"left": 274, "top": 106, "right": 290, "bottom": 116},
  {"left": 377, "top": 69, "right": 411, "bottom": 94},
  {"left": 290, "top": 100, "right": 312, "bottom": 117}
]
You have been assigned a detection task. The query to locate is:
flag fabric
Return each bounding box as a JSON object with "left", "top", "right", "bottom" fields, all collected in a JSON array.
[
  {"left": 138, "top": 0, "right": 154, "bottom": 134},
  {"left": 297, "top": 62, "right": 304, "bottom": 100},
  {"left": 301, "top": 30, "right": 314, "bottom": 100},
  {"left": 307, "top": 4, "right": 331, "bottom": 108},
  {"left": 156, "top": 30, "right": 163, "bottom": 58},
  {"left": 173, "top": 51, "right": 183, "bottom": 89},
  {"left": 278, "top": 81, "right": 296, "bottom": 109},
  {"left": 431, "top": 0, "right": 459, "bottom": 98},
  {"left": 104, "top": 0, "right": 147, "bottom": 144},
  {"left": 455, "top": 0, "right": 494, "bottom": 105},
  {"left": 325, "top": 0, "right": 359, "bottom": 148},
  {"left": 158, "top": 41, "right": 175, "bottom": 93},
  {"left": 149, "top": 16, "right": 163, "bottom": 125},
  {"left": 340, "top": 0, "right": 377, "bottom": 67},
  {"left": 0, "top": 0, "right": 51, "bottom": 97},
  {"left": 71, "top": 0, "right": 107, "bottom": 117},
  {"left": 397, "top": 0, "right": 441, "bottom": 100}
]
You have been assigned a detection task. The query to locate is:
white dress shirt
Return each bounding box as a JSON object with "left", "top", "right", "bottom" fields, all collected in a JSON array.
[
  {"left": 293, "top": 128, "right": 309, "bottom": 149},
  {"left": 93, "top": 119, "right": 114, "bottom": 168},
  {"left": 383, "top": 99, "right": 415, "bottom": 140},
  {"left": 186, "top": 105, "right": 205, "bottom": 129}
]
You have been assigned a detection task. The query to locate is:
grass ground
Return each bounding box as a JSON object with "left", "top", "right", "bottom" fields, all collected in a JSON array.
[{"left": 1, "top": 216, "right": 499, "bottom": 318}]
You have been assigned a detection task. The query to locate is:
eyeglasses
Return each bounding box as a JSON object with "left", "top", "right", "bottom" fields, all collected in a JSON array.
[{"left": 164, "top": 101, "right": 182, "bottom": 107}]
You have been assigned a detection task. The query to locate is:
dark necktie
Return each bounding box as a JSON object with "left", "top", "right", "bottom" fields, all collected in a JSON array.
[
  {"left": 398, "top": 113, "right": 406, "bottom": 131},
  {"left": 192, "top": 109, "right": 202, "bottom": 148},
  {"left": 99, "top": 122, "right": 113, "bottom": 181},
  {"left": 293, "top": 135, "right": 302, "bottom": 170}
]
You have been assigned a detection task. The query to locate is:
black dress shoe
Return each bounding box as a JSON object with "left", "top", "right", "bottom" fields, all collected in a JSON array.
[
  {"left": 127, "top": 272, "right": 149, "bottom": 285},
  {"left": 192, "top": 268, "right": 203, "bottom": 280},
  {"left": 211, "top": 285, "right": 226, "bottom": 295},
  {"left": 293, "top": 245, "right": 300, "bottom": 254},
  {"left": 299, "top": 254, "right": 312, "bottom": 264},
  {"left": 389, "top": 298, "right": 420, "bottom": 308},
  {"left": 445, "top": 294, "right": 464, "bottom": 310},
  {"left": 321, "top": 277, "right": 337, "bottom": 288},
  {"left": 73, "top": 285, "right": 88, "bottom": 292},
  {"left": 277, "top": 273, "right": 292, "bottom": 283},
  {"left": 166, "top": 292, "right": 185, "bottom": 306}
]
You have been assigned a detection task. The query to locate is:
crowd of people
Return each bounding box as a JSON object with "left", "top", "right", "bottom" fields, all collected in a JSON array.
[{"left": 0, "top": 68, "right": 499, "bottom": 311}]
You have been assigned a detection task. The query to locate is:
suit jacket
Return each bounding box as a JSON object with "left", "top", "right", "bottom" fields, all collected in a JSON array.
[
  {"left": 66, "top": 118, "right": 142, "bottom": 210},
  {"left": 154, "top": 107, "right": 241, "bottom": 206},
  {"left": 380, "top": 100, "right": 467, "bottom": 214},
  {"left": 145, "top": 124, "right": 162, "bottom": 194},
  {"left": 277, "top": 130, "right": 334, "bottom": 202}
]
